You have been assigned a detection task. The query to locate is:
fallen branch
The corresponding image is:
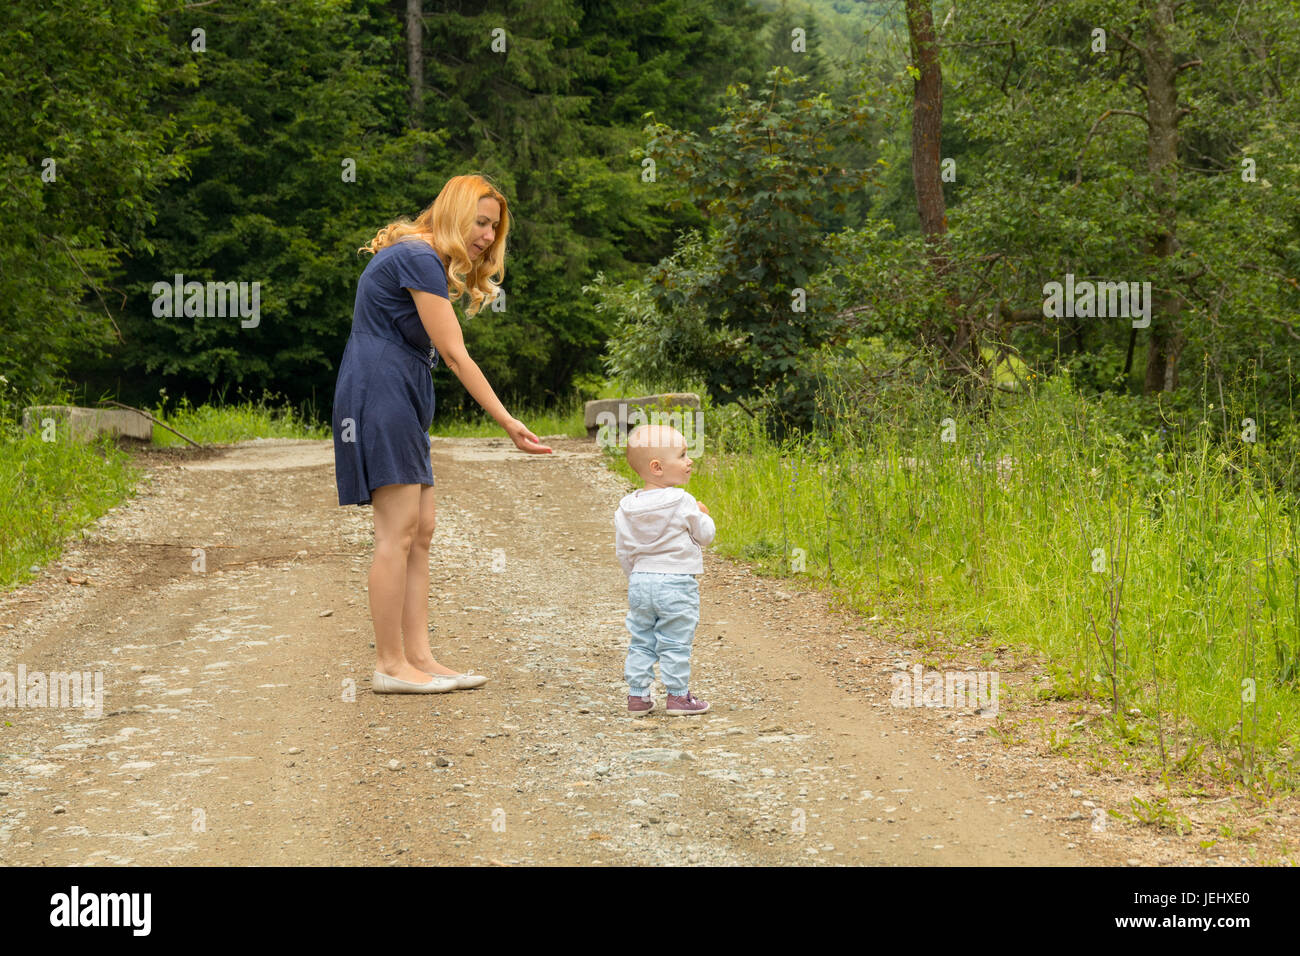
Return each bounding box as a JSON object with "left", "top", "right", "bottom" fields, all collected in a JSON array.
[
  {"left": 130, "top": 542, "right": 237, "bottom": 549},
  {"left": 97, "top": 400, "right": 202, "bottom": 447}
]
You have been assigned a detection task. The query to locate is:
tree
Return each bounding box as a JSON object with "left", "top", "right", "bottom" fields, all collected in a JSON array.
[
  {"left": 0, "top": 0, "right": 190, "bottom": 398},
  {"left": 641, "top": 66, "right": 880, "bottom": 429}
]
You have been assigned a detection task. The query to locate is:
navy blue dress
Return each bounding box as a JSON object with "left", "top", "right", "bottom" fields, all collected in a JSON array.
[{"left": 332, "top": 239, "right": 448, "bottom": 506}]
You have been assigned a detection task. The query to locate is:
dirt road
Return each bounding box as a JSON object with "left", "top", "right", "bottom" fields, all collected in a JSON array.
[{"left": 0, "top": 437, "right": 1277, "bottom": 865}]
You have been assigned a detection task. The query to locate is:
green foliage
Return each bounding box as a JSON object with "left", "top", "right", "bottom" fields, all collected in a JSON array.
[
  {"left": 588, "top": 229, "right": 733, "bottom": 388},
  {"left": 430, "top": 399, "right": 587, "bottom": 439},
  {"left": 0, "top": 0, "right": 192, "bottom": 396},
  {"left": 637, "top": 66, "right": 883, "bottom": 428},
  {"left": 27, "top": 0, "right": 771, "bottom": 415},
  {"left": 412, "top": 0, "right": 771, "bottom": 411},
  {"left": 99, "top": 0, "right": 450, "bottom": 408},
  {"left": 927, "top": 0, "right": 1300, "bottom": 405}
]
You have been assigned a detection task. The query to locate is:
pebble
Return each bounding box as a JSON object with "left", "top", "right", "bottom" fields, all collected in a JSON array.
[
  {"left": 435, "top": 757, "right": 450, "bottom": 767},
  {"left": 287, "top": 747, "right": 302, "bottom": 755},
  {"left": 627, "top": 748, "right": 694, "bottom": 763},
  {"left": 665, "top": 823, "right": 682, "bottom": 836},
  {"left": 1070, "top": 789, "right": 1083, "bottom": 798},
  {"left": 53, "top": 806, "right": 66, "bottom": 814},
  {"left": 1068, "top": 812, "right": 1085, "bottom": 821},
  {"left": 387, "top": 760, "right": 403, "bottom": 771}
]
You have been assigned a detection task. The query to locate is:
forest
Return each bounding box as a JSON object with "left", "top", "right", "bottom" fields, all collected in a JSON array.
[{"left": 4, "top": 0, "right": 1294, "bottom": 434}]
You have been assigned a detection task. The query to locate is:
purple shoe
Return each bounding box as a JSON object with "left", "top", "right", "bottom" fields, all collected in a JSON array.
[
  {"left": 665, "top": 691, "right": 710, "bottom": 716},
  {"left": 627, "top": 694, "right": 655, "bottom": 716}
]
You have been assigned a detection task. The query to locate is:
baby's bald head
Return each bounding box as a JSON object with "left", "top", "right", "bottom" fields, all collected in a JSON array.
[{"left": 626, "top": 424, "right": 685, "bottom": 479}]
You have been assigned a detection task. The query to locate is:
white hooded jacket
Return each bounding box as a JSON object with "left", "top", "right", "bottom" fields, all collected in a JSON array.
[{"left": 614, "top": 486, "right": 715, "bottom": 576}]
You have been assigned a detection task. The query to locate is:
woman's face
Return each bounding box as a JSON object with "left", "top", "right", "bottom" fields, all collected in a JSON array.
[{"left": 469, "top": 197, "right": 500, "bottom": 259}]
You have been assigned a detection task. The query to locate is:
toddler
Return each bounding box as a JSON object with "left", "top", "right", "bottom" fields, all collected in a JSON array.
[{"left": 614, "top": 423, "right": 715, "bottom": 716}]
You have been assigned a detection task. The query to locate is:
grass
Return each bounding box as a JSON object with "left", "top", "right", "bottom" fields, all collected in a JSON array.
[
  {"left": 602, "top": 370, "right": 1300, "bottom": 792},
  {"left": 150, "top": 393, "right": 329, "bottom": 446},
  {"left": 428, "top": 376, "right": 710, "bottom": 440},
  {"left": 0, "top": 431, "right": 138, "bottom": 589},
  {"left": 430, "top": 400, "right": 587, "bottom": 439}
]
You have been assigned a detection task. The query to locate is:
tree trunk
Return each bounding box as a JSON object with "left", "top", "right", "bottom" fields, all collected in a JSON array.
[
  {"left": 904, "top": 0, "right": 972, "bottom": 375},
  {"left": 905, "top": 0, "right": 947, "bottom": 275},
  {"left": 407, "top": 0, "right": 423, "bottom": 128},
  {"left": 1141, "top": 0, "right": 1182, "bottom": 394}
]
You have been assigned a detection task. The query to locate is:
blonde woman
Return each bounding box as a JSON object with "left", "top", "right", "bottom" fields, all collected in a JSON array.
[{"left": 332, "top": 174, "right": 552, "bottom": 694}]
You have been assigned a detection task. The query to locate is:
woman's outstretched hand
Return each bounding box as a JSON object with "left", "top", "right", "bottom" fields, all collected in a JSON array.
[{"left": 505, "top": 417, "right": 553, "bottom": 454}]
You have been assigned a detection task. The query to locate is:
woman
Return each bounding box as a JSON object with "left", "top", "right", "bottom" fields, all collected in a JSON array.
[{"left": 332, "top": 174, "right": 552, "bottom": 694}]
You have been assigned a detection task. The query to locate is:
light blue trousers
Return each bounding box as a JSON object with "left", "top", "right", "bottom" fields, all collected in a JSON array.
[{"left": 624, "top": 572, "right": 700, "bottom": 697}]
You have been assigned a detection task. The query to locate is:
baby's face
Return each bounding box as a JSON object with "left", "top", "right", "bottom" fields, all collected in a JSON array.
[{"left": 655, "top": 440, "right": 692, "bottom": 486}]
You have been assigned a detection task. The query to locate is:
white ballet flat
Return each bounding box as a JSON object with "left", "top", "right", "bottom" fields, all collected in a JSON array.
[
  {"left": 372, "top": 670, "right": 459, "bottom": 694},
  {"left": 423, "top": 669, "right": 488, "bottom": 689},
  {"left": 446, "top": 670, "right": 488, "bottom": 689}
]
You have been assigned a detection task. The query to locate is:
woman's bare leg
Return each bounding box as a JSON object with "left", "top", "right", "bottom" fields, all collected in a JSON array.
[
  {"left": 369, "top": 483, "right": 431, "bottom": 683},
  {"left": 402, "top": 483, "right": 458, "bottom": 675}
]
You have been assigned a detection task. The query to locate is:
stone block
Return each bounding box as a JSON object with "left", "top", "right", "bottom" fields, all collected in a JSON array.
[
  {"left": 22, "top": 406, "right": 153, "bottom": 442},
  {"left": 583, "top": 393, "right": 700, "bottom": 440}
]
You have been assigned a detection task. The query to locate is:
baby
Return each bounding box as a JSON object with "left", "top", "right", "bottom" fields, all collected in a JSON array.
[{"left": 614, "top": 423, "right": 715, "bottom": 716}]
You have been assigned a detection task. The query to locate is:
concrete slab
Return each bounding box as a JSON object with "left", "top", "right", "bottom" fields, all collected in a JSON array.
[
  {"left": 22, "top": 406, "right": 153, "bottom": 442},
  {"left": 582, "top": 393, "right": 700, "bottom": 440}
]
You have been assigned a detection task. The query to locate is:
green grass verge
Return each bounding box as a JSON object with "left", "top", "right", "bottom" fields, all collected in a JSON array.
[
  {"left": 150, "top": 396, "right": 329, "bottom": 446},
  {"left": 0, "top": 432, "right": 138, "bottom": 589},
  {"left": 430, "top": 398, "right": 588, "bottom": 439}
]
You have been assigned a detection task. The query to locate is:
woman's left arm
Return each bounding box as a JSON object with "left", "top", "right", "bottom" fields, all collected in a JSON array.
[{"left": 410, "top": 289, "right": 552, "bottom": 454}]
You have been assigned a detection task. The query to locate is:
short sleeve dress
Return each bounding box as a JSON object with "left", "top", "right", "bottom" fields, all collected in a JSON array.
[{"left": 331, "top": 238, "right": 449, "bottom": 506}]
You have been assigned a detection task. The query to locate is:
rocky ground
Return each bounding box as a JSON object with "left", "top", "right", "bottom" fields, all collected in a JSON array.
[{"left": 0, "top": 436, "right": 1293, "bottom": 865}]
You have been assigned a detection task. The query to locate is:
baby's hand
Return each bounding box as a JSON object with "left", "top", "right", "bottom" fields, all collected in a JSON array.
[{"left": 697, "top": 502, "right": 710, "bottom": 516}]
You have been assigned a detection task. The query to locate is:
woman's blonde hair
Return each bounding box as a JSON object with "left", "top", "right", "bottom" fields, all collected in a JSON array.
[{"left": 359, "top": 173, "right": 509, "bottom": 317}]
